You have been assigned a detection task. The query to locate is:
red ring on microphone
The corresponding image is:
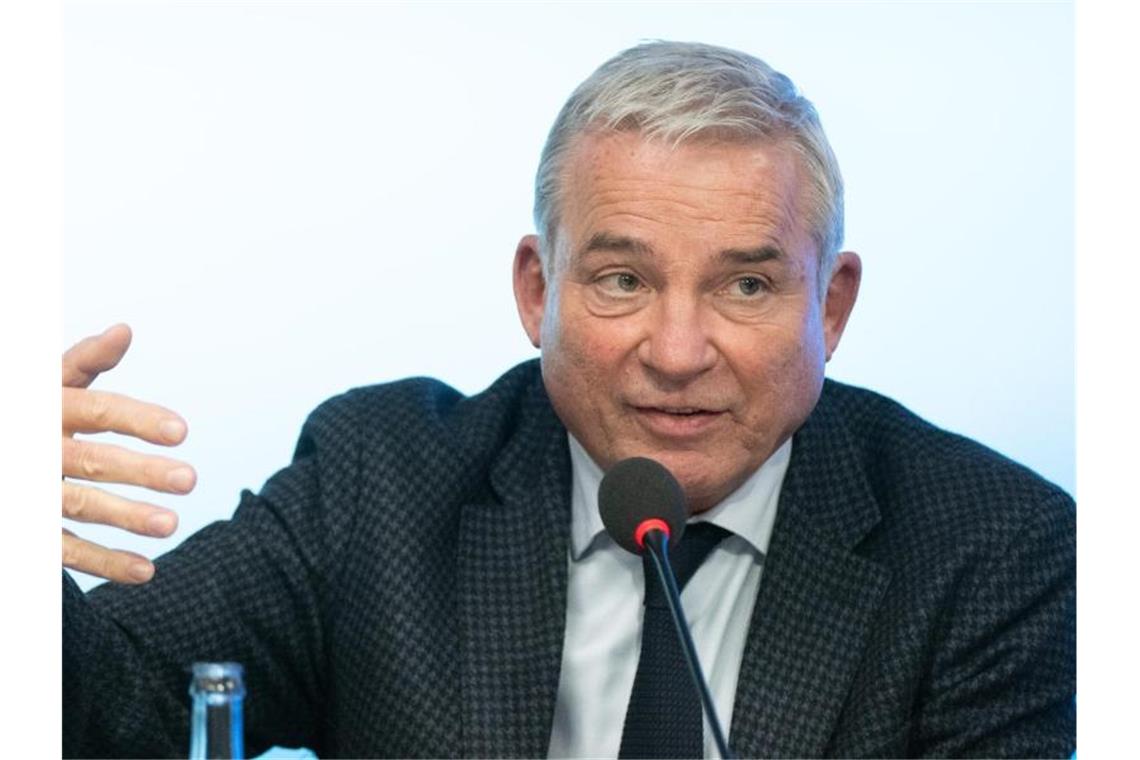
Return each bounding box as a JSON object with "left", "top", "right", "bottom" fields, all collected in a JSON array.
[{"left": 634, "top": 518, "right": 671, "bottom": 550}]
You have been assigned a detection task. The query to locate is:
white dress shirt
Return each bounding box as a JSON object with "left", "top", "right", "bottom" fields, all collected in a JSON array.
[{"left": 547, "top": 435, "right": 792, "bottom": 758}]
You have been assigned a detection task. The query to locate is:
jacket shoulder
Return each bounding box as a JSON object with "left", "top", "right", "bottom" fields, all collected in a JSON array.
[
  {"left": 817, "top": 379, "right": 1074, "bottom": 552},
  {"left": 293, "top": 359, "right": 546, "bottom": 493},
  {"left": 811, "top": 381, "right": 1076, "bottom": 758}
]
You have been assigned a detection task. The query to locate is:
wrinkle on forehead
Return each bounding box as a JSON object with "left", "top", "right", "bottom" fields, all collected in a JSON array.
[
  {"left": 561, "top": 131, "right": 809, "bottom": 247},
  {"left": 587, "top": 184, "right": 793, "bottom": 227},
  {"left": 581, "top": 197, "right": 796, "bottom": 239}
]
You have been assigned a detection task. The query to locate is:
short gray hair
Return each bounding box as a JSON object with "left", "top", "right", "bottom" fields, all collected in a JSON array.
[{"left": 533, "top": 41, "right": 844, "bottom": 289}]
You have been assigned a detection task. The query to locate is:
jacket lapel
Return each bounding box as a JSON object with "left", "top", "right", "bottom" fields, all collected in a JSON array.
[
  {"left": 453, "top": 373, "right": 889, "bottom": 757},
  {"left": 456, "top": 375, "right": 571, "bottom": 757},
  {"left": 730, "top": 383, "right": 891, "bottom": 758}
]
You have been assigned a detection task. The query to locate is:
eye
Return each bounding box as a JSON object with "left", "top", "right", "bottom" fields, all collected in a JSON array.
[
  {"left": 616, "top": 273, "right": 641, "bottom": 292},
  {"left": 733, "top": 276, "right": 766, "bottom": 296},
  {"left": 597, "top": 272, "right": 645, "bottom": 295}
]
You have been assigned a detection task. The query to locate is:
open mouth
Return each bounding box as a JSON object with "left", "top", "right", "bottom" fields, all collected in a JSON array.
[
  {"left": 633, "top": 406, "right": 726, "bottom": 436},
  {"left": 639, "top": 405, "right": 722, "bottom": 416}
]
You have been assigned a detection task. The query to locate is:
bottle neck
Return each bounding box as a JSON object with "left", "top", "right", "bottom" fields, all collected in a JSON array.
[{"left": 188, "top": 662, "right": 245, "bottom": 760}]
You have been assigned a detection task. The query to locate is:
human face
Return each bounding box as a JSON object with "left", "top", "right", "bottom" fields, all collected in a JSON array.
[{"left": 514, "top": 131, "right": 860, "bottom": 513}]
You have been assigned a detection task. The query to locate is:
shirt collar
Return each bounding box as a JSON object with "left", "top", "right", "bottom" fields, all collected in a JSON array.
[{"left": 567, "top": 434, "right": 792, "bottom": 562}]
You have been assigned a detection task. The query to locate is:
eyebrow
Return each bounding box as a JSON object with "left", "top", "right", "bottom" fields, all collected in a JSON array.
[
  {"left": 718, "top": 245, "right": 784, "bottom": 265},
  {"left": 578, "top": 232, "right": 785, "bottom": 265},
  {"left": 579, "top": 232, "right": 655, "bottom": 259}
]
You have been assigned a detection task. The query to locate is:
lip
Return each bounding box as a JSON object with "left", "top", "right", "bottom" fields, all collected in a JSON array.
[{"left": 631, "top": 406, "right": 728, "bottom": 439}]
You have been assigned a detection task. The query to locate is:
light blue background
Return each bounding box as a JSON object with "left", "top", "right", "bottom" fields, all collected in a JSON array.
[{"left": 64, "top": 2, "right": 1073, "bottom": 591}]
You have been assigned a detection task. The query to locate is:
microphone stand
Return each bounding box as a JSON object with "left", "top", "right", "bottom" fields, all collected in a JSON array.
[{"left": 642, "top": 530, "right": 735, "bottom": 760}]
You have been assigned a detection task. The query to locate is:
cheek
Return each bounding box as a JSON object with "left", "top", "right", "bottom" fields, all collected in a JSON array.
[
  {"left": 549, "top": 288, "right": 641, "bottom": 374},
  {"left": 541, "top": 301, "right": 630, "bottom": 425},
  {"left": 732, "top": 318, "right": 826, "bottom": 433},
  {"left": 546, "top": 314, "right": 607, "bottom": 377}
]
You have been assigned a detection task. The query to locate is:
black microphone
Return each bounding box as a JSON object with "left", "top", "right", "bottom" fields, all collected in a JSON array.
[{"left": 598, "top": 457, "right": 735, "bottom": 760}]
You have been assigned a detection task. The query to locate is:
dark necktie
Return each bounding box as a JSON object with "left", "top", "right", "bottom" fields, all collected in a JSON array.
[{"left": 618, "top": 521, "right": 731, "bottom": 759}]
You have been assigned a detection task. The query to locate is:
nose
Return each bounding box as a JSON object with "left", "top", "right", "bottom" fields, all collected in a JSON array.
[{"left": 637, "top": 295, "right": 718, "bottom": 383}]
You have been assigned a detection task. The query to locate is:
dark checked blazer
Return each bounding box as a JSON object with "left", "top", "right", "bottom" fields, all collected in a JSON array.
[{"left": 63, "top": 359, "right": 1075, "bottom": 759}]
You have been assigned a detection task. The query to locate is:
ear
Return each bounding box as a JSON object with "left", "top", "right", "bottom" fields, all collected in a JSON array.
[
  {"left": 512, "top": 234, "right": 547, "bottom": 348},
  {"left": 822, "top": 251, "right": 861, "bottom": 361}
]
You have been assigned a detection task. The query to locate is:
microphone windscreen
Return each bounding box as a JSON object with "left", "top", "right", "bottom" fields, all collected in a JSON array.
[{"left": 598, "top": 457, "right": 688, "bottom": 554}]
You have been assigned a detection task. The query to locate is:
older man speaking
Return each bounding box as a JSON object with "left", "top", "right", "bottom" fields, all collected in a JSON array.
[{"left": 63, "top": 41, "right": 1075, "bottom": 758}]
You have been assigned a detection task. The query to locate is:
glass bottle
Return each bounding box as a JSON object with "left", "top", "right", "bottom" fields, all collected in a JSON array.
[{"left": 188, "top": 662, "right": 245, "bottom": 759}]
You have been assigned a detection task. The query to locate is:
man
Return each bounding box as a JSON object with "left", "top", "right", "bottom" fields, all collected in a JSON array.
[{"left": 63, "top": 41, "right": 1075, "bottom": 758}]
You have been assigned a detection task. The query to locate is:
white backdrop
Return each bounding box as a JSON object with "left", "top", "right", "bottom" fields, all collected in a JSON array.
[{"left": 64, "top": 1, "right": 1073, "bottom": 590}]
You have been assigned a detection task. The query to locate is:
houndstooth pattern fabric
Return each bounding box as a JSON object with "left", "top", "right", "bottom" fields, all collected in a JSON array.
[{"left": 63, "top": 360, "right": 1075, "bottom": 758}]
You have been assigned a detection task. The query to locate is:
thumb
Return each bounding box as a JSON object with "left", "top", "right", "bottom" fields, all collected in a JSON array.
[{"left": 63, "top": 324, "right": 133, "bottom": 388}]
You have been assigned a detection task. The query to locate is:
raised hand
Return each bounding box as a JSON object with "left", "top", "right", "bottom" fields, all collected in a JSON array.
[{"left": 62, "top": 324, "right": 196, "bottom": 584}]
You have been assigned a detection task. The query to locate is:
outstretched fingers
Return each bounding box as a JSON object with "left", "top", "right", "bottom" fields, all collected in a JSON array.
[
  {"left": 62, "top": 482, "right": 179, "bottom": 538},
  {"left": 63, "top": 323, "right": 133, "bottom": 389},
  {"left": 62, "top": 528, "right": 156, "bottom": 584},
  {"left": 62, "top": 387, "right": 187, "bottom": 444},
  {"left": 62, "top": 438, "right": 197, "bottom": 493},
  {"left": 60, "top": 324, "right": 194, "bottom": 585}
]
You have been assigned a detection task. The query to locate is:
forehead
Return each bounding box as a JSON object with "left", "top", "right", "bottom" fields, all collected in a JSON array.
[{"left": 557, "top": 131, "right": 811, "bottom": 259}]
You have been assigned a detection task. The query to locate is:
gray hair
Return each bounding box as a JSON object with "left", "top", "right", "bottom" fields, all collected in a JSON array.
[{"left": 533, "top": 40, "right": 844, "bottom": 290}]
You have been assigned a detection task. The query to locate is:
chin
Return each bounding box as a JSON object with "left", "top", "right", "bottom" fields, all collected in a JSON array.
[
  {"left": 643, "top": 451, "right": 727, "bottom": 511},
  {"left": 679, "top": 480, "right": 728, "bottom": 515}
]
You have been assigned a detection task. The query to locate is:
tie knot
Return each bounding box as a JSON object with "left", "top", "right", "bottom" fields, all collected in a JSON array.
[{"left": 642, "top": 522, "right": 731, "bottom": 608}]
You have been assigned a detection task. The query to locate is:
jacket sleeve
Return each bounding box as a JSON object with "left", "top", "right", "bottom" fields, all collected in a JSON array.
[
  {"left": 63, "top": 393, "right": 363, "bottom": 759},
  {"left": 911, "top": 491, "right": 1076, "bottom": 758}
]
